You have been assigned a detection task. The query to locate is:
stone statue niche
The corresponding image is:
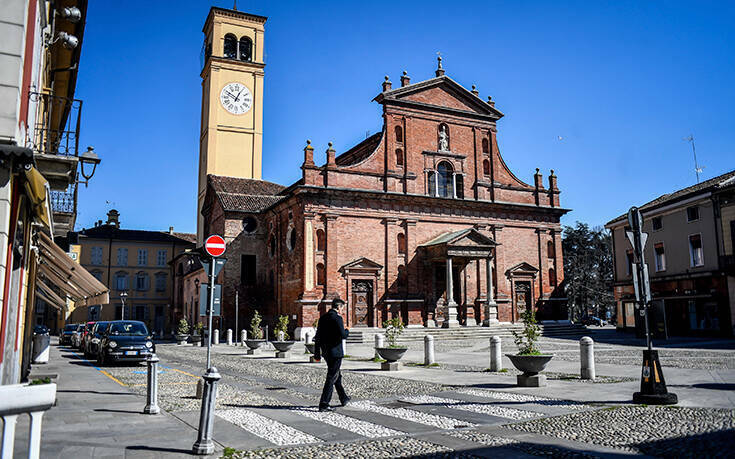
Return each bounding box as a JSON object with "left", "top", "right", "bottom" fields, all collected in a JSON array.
[{"left": 438, "top": 124, "right": 450, "bottom": 152}]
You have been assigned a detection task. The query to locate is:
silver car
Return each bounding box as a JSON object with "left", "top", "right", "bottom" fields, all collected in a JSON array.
[{"left": 71, "top": 324, "right": 84, "bottom": 348}]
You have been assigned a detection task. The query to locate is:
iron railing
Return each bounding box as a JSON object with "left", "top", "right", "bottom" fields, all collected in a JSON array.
[
  {"left": 26, "top": 92, "right": 83, "bottom": 157},
  {"left": 50, "top": 183, "right": 77, "bottom": 214}
]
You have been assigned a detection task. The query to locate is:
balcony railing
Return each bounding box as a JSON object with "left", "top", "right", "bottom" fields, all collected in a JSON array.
[
  {"left": 50, "top": 184, "right": 77, "bottom": 214},
  {"left": 26, "top": 92, "right": 83, "bottom": 157},
  {"left": 0, "top": 382, "right": 56, "bottom": 458}
]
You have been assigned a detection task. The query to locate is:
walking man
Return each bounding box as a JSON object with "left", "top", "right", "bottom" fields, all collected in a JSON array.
[{"left": 314, "top": 298, "right": 350, "bottom": 411}]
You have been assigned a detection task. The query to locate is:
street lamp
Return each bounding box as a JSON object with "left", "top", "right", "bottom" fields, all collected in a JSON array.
[
  {"left": 120, "top": 291, "right": 128, "bottom": 320},
  {"left": 79, "top": 146, "right": 101, "bottom": 187}
]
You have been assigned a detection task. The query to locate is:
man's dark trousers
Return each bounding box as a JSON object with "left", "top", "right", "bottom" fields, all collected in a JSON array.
[{"left": 319, "top": 356, "right": 347, "bottom": 408}]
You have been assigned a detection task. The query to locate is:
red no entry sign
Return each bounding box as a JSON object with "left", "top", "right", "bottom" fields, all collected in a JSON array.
[{"left": 204, "top": 235, "right": 226, "bottom": 257}]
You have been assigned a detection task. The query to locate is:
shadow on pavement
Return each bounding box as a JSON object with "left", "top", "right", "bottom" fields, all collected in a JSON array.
[
  {"left": 632, "top": 429, "right": 735, "bottom": 458},
  {"left": 57, "top": 389, "right": 136, "bottom": 396},
  {"left": 126, "top": 445, "right": 195, "bottom": 455},
  {"left": 94, "top": 408, "right": 143, "bottom": 414}
]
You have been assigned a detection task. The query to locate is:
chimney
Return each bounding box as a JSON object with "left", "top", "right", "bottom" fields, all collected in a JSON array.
[
  {"left": 382, "top": 75, "right": 392, "bottom": 92},
  {"left": 303, "top": 139, "right": 314, "bottom": 166},
  {"left": 471, "top": 85, "right": 479, "bottom": 97},
  {"left": 400, "top": 70, "right": 410, "bottom": 87},
  {"left": 487, "top": 96, "right": 495, "bottom": 107},
  {"left": 326, "top": 142, "right": 336, "bottom": 167},
  {"left": 106, "top": 209, "right": 120, "bottom": 228},
  {"left": 169, "top": 226, "right": 174, "bottom": 234}
]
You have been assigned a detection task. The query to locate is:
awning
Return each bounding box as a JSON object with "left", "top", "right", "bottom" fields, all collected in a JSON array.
[
  {"left": 24, "top": 167, "right": 51, "bottom": 228},
  {"left": 36, "top": 279, "right": 66, "bottom": 310},
  {"left": 36, "top": 232, "right": 109, "bottom": 306}
]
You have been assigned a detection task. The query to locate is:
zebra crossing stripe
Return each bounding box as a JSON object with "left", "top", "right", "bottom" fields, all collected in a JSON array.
[
  {"left": 291, "top": 407, "right": 402, "bottom": 438},
  {"left": 400, "top": 395, "right": 542, "bottom": 420},
  {"left": 453, "top": 388, "right": 586, "bottom": 409},
  {"left": 349, "top": 400, "right": 476, "bottom": 430},
  {"left": 217, "top": 409, "right": 321, "bottom": 446}
]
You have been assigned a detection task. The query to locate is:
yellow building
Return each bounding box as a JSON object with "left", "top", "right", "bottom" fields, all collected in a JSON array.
[{"left": 69, "top": 210, "right": 195, "bottom": 335}]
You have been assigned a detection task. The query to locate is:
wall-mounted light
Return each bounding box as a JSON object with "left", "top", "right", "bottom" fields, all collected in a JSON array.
[
  {"left": 55, "top": 31, "right": 79, "bottom": 50},
  {"left": 79, "top": 146, "right": 100, "bottom": 187},
  {"left": 59, "top": 7, "right": 82, "bottom": 23}
]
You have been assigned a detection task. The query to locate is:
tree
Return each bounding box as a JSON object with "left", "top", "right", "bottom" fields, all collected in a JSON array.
[{"left": 562, "top": 222, "right": 614, "bottom": 322}]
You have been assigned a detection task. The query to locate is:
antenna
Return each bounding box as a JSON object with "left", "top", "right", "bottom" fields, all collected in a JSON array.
[{"left": 683, "top": 135, "right": 704, "bottom": 183}]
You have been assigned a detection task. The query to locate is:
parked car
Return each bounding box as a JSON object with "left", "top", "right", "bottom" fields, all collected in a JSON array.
[
  {"left": 60, "top": 324, "right": 77, "bottom": 345},
  {"left": 96, "top": 320, "right": 155, "bottom": 365},
  {"left": 71, "top": 324, "right": 85, "bottom": 348},
  {"left": 582, "top": 316, "right": 607, "bottom": 327},
  {"left": 33, "top": 324, "right": 49, "bottom": 335},
  {"left": 83, "top": 321, "right": 110, "bottom": 358}
]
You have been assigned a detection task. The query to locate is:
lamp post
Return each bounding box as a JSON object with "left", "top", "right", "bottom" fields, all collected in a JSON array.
[
  {"left": 120, "top": 291, "right": 128, "bottom": 320},
  {"left": 78, "top": 146, "right": 101, "bottom": 187}
]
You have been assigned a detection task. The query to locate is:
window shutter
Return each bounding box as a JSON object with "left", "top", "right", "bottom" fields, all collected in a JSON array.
[
  {"left": 455, "top": 174, "right": 464, "bottom": 199},
  {"left": 428, "top": 171, "right": 436, "bottom": 196}
]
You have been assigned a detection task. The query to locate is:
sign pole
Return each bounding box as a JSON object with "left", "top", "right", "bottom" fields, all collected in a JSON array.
[
  {"left": 235, "top": 291, "right": 239, "bottom": 346},
  {"left": 206, "top": 256, "right": 215, "bottom": 370}
]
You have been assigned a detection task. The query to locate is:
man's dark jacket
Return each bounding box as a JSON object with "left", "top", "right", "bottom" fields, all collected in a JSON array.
[{"left": 314, "top": 309, "right": 349, "bottom": 359}]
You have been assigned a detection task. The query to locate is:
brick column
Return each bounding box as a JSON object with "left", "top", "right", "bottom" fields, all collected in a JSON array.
[
  {"left": 384, "top": 218, "right": 399, "bottom": 297},
  {"left": 536, "top": 228, "right": 548, "bottom": 301},
  {"left": 303, "top": 212, "right": 316, "bottom": 294},
  {"left": 405, "top": 219, "right": 418, "bottom": 293},
  {"left": 493, "top": 225, "right": 507, "bottom": 297},
  {"left": 324, "top": 214, "right": 339, "bottom": 297}
]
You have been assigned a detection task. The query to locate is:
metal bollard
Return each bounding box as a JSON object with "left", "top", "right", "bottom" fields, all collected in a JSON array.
[
  {"left": 192, "top": 367, "right": 221, "bottom": 455},
  {"left": 342, "top": 339, "right": 347, "bottom": 356},
  {"left": 490, "top": 336, "right": 502, "bottom": 372},
  {"left": 277, "top": 330, "right": 285, "bottom": 342},
  {"left": 212, "top": 329, "right": 219, "bottom": 345},
  {"left": 305, "top": 331, "right": 313, "bottom": 344},
  {"left": 374, "top": 334, "right": 384, "bottom": 360},
  {"left": 580, "top": 336, "right": 595, "bottom": 380},
  {"left": 240, "top": 329, "right": 247, "bottom": 346},
  {"left": 424, "top": 335, "right": 435, "bottom": 365},
  {"left": 144, "top": 354, "right": 160, "bottom": 414},
  {"left": 226, "top": 329, "right": 233, "bottom": 346}
]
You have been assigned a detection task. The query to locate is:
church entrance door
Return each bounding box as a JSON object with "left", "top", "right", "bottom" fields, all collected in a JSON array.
[{"left": 351, "top": 280, "right": 373, "bottom": 327}]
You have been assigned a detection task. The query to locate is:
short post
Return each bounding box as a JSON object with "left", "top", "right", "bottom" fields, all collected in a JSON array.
[
  {"left": 212, "top": 329, "right": 219, "bottom": 345},
  {"left": 226, "top": 329, "right": 233, "bottom": 346},
  {"left": 240, "top": 329, "right": 246, "bottom": 346},
  {"left": 342, "top": 339, "right": 347, "bottom": 357},
  {"left": 580, "top": 336, "right": 595, "bottom": 380},
  {"left": 490, "top": 336, "right": 502, "bottom": 372},
  {"left": 305, "top": 331, "right": 313, "bottom": 344},
  {"left": 143, "top": 354, "right": 160, "bottom": 414},
  {"left": 374, "top": 334, "right": 384, "bottom": 360},
  {"left": 424, "top": 335, "right": 435, "bottom": 365},
  {"left": 192, "top": 367, "right": 221, "bottom": 455},
  {"left": 277, "top": 330, "right": 285, "bottom": 342}
]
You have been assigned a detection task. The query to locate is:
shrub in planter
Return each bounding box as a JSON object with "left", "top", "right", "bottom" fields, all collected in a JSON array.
[
  {"left": 190, "top": 322, "right": 203, "bottom": 343},
  {"left": 245, "top": 310, "right": 265, "bottom": 349},
  {"left": 507, "top": 307, "right": 553, "bottom": 375},
  {"left": 376, "top": 318, "right": 408, "bottom": 362},
  {"left": 175, "top": 319, "right": 190, "bottom": 345}
]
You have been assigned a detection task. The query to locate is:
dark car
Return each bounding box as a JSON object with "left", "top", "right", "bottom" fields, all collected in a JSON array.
[
  {"left": 33, "top": 324, "right": 49, "bottom": 335},
  {"left": 83, "top": 321, "right": 110, "bottom": 358},
  {"left": 60, "top": 324, "right": 77, "bottom": 345},
  {"left": 96, "top": 321, "right": 155, "bottom": 365}
]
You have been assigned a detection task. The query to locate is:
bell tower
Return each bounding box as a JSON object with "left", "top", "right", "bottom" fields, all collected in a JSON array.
[{"left": 198, "top": 7, "right": 266, "bottom": 242}]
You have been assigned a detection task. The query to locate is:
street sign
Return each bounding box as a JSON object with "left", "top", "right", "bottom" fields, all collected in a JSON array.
[
  {"left": 200, "top": 257, "right": 226, "bottom": 278},
  {"left": 199, "top": 284, "right": 222, "bottom": 316},
  {"left": 204, "top": 235, "right": 226, "bottom": 257}
]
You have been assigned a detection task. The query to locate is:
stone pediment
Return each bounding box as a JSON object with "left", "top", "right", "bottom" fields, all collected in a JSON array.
[
  {"left": 506, "top": 262, "right": 539, "bottom": 277},
  {"left": 339, "top": 257, "right": 383, "bottom": 276},
  {"left": 421, "top": 228, "right": 497, "bottom": 249},
  {"left": 374, "top": 76, "right": 504, "bottom": 120}
]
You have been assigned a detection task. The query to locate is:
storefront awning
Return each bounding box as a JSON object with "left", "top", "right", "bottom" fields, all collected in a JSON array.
[
  {"left": 36, "top": 232, "right": 109, "bottom": 306},
  {"left": 24, "top": 166, "right": 51, "bottom": 228},
  {"left": 35, "top": 279, "right": 66, "bottom": 310}
]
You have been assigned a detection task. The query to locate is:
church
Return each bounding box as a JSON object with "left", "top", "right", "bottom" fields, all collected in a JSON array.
[{"left": 187, "top": 6, "right": 569, "bottom": 339}]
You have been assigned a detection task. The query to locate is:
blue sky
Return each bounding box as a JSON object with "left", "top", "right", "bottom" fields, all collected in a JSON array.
[{"left": 74, "top": 1, "right": 735, "bottom": 233}]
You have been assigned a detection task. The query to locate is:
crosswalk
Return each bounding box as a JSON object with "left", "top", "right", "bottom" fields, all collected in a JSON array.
[{"left": 215, "top": 388, "right": 582, "bottom": 448}]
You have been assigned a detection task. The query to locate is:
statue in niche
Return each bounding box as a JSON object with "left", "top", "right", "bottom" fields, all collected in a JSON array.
[{"left": 438, "top": 125, "right": 449, "bottom": 151}]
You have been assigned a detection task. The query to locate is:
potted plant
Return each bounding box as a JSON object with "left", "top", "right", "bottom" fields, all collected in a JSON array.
[
  {"left": 376, "top": 318, "right": 408, "bottom": 362},
  {"left": 245, "top": 310, "right": 266, "bottom": 350},
  {"left": 271, "top": 315, "right": 295, "bottom": 353},
  {"left": 190, "top": 322, "right": 203, "bottom": 344},
  {"left": 506, "top": 307, "right": 554, "bottom": 384},
  {"left": 175, "top": 319, "right": 190, "bottom": 345}
]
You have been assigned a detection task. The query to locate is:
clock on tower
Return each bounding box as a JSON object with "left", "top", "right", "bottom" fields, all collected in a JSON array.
[{"left": 197, "top": 7, "right": 266, "bottom": 242}]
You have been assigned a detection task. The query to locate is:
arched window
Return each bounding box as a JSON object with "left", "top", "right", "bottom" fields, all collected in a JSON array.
[
  {"left": 397, "top": 233, "right": 407, "bottom": 254},
  {"left": 548, "top": 268, "right": 557, "bottom": 287},
  {"left": 483, "top": 159, "right": 490, "bottom": 176},
  {"left": 437, "top": 161, "right": 454, "bottom": 198},
  {"left": 316, "top": 263, "right": 325, "bottom": 286},
  {"left": 239, "top": 36, "right": 252, "bottom": 61},
  {"left": 547, "top": 240, "right": 555, "bottom": 258},
  {"left": 395, "top": 148, "right": 403, "bottom": 167},
  {"left": 223, "top": 34, "right": 237, "bottom": 59},
  {"left": 395, "top": 125, "right": 403, "bottom": 143},
  {"left": 316, "top": 229, "right": 325, "bottom": 252},
  {"left": 482, "top": 138, "right": 489, "bottom": 154}
]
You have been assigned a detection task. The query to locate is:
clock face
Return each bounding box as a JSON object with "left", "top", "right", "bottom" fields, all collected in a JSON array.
[{"left": 220, "top": 82, "right": 252, "bottom": 115}]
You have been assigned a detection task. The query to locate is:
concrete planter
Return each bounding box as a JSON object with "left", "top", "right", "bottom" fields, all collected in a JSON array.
[
  {"left": 376, "top": 347, "right": 408, "bottom": 363},
  {"left": 245, "top": 339, "right": 265, "bottom": 350},
  {"left": 175, "top": 334, "right": 189, "bottom": 345},
  {"left": 190, "top": 334, "right": 202, "bottom": 344},
  {"left": 305, "top": 343, "right": 316, "bottom": 354},
  {"left": 271, "top": 341, "right": 295, "bottom": 352},
  {"left": 506, "top": 354, "right": 554, "bottom": 375}
]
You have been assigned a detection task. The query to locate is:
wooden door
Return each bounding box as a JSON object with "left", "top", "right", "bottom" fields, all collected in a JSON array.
[{"left": 351, "top": 280, "right": 373, "bottom": 327}]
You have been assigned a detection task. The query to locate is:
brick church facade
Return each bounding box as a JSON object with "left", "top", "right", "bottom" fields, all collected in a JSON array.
[{"left": 200, "top": 61, "right": 569, "bottom": 338}]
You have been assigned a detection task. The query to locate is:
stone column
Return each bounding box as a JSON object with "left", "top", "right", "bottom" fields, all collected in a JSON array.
[
  {"left": 442, "top": 257, "right": 459, "bottom": 328},
  {"left": 304, "top": 213, "right": 315, "bottom": 293},
  {"left": 483, "top": 257, "right": 498, "bottom": 325}
]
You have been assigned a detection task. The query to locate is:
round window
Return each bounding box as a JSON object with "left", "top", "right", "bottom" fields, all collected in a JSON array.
[{"left": 243, "top": 216, "right": 257, "bottom": 233}]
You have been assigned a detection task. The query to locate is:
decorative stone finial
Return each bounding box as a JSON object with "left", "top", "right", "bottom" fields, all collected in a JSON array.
[
  {"left": 403, "top": 70, "right": 407, "bottom": 76},
  {"left": 471, "top": 85, "right": 479, "bottom": 96},
  {"left": 536, "top": 168, "right": 540, "bottom": 174},
  {"left": 550, "top": 169, "right": 556, "bottom": 176},
  {"left": 328, "top": 142, "right": 333, "bottom": 148},
  {"left": 435, "top": 53, "right": 445, "bottom": 77},
  {"left": 382, "top": 75, "right": 392, "bottom": 91},
  {"left": 400, "top": 70, "right": 411, "bottom": 87},
  {"left": 384, "top": 75, "right": 390, "bottom": 81},
  {"left": 306, "top": 139, "right": 311, "bottom": 146}
]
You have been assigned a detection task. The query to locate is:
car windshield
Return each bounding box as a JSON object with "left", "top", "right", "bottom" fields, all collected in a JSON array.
[
  {"left": 64, "top": 325, "right": 77, "bottom": 331},
  {"left": 109, "top": 322, "right": 148, "bottom": 336}
]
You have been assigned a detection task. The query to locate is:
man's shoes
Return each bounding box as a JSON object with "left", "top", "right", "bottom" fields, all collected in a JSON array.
[
  {"left": 340, "top": 397, "right": 351, "bottom": 407},
  {"left": 318, "top": 406, "right": 334, "bottom": 412}
]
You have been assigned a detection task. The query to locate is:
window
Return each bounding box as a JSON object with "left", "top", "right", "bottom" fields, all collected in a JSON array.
[
  {"left": 224, "top": 33, "right": 237, "bottom": 59},
  {"left": 482, "top": 137, "right": 489, "bottom": 154},
  {"left": 286, "top": 226, "right": 296, "bottom": 251},
  {"left": 625, "top": 251, "right": 634, "bottom": 276},
  {"left": 455, "top": 174, "right": 464, "bottom": 199},
  {"left": 117, "top": 248, "right": 128, "bottom": 266},
  {"left": 90, "top": 246, "right": 103, "bottom": 265},
  {"left": 241, "top": 255, "right": 256, "bottom": 286},
  {"left": 397, "top": 233, "right": 407, "bottom": 254},
  {"left": 548, "top": 268, "right": 556, "bottom": 287},
  {"left": 687, "top": 206, "right": 699, "bottom": 222},
  {"left": 437, "top": 162, "right": 454, "bottom": 198},
  {"left": 316, "top": 229, "right": 325, "bottom": 252},
  {"left": 134, "top": 305, "right": 148, "bottom": 322},
  {"left": 239, "top": 36, "right": 252, "bottom": 61},
  {"left": 395, "top": 125, "right": 403, "bottom": 143},
  {"left": 654, "top": 243, "right": 666, "bottom": 272},
  {"left": 91, "top": 270, "right": 103, "bottom": 282},
  {"left": 243, "top": 216, "right": 257, "bottom": 233},
  {"left": 155, "top": 273, "right": 167, "bottom": 292},
  {"left": 135, "top": 272, "right": 150, "bottom": 291},
  {"left": 483, "top": 159, "right": 490, "bottom": 176},
  {"left": 137, "top": 249, "right": 148, "bottom": 266},
  {"left": 652, "top": 216, "right": 663, "bottom": 231},
  {"left": 395, "top": 148, "right": 403, "bottom": 167},
  {"left": 316, "top": 263, "right": 325, "bottom": 286},
  {"left": 157, "top": 249, "right": 167, "bottom": 266},
  {"left": 115, "top": 272, "right": 128, "bottom": 291},
  {"left": 689, "top": 234, "right": 704, "bottom": 267},
  {"left": 428, "top": 171, "right": 436, "bottom": 196},
  {"left": 547, "top": 241, "right": 555, "bottom": 258}
]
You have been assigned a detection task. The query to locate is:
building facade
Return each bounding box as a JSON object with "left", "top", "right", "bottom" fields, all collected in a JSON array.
[
  {"left": 195, "top": 8, "right": 569, "bottom": 339},
  {"left": 68, "top": 211, "right": 195, "bottom": 335},
  {"left": 606, "top": 170, "right": 735, "bottom": 337}
]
